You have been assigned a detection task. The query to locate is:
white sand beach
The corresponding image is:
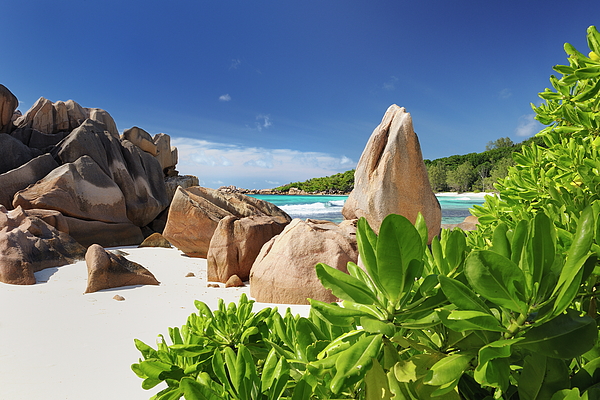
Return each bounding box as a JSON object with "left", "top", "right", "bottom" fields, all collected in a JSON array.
[{"left": 0, "top": 246, "right": 309, "bottom": 400}]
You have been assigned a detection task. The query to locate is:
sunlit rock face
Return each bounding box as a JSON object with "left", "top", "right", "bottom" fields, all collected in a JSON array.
[{"left": 342, "top": 104, "right": 441, "bottom": 243}]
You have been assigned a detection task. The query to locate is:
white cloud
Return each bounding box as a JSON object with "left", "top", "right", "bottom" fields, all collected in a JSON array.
[
  {"left": 515, "top": 114, "right": 541, "bottom": 137},
  {"left": 499, "top": 88, "right": 512, "bottom": 99},
  {"left": 383, "top": 76, "right": 399, "bottom": 91},
  {"left": 255, "top": 114, "right": 272, "bottom": 131},
  {"left": 229, "top": 59, "right": 241, "bottom": 69},
  {"left": 171, "top": 137, "right": 356, "bottom": 189},
  {"left": 219, "top": 94, "right": 231, "bottom": 102}
]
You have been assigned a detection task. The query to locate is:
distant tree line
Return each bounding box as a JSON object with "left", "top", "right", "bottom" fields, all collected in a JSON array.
[
  {"left": 273, "top": 136, "right": 545, "bottom": 194},
  {"left": 424, "top": 136, "right": 545, "bottom": 193},
  {"left": 274, "top": 169, "right": 355, "bottom": 193}
]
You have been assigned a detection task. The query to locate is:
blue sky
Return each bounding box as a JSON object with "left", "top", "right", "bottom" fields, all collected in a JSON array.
[{"left": 3, "top": 1, "right": 599, "bottom": 189}]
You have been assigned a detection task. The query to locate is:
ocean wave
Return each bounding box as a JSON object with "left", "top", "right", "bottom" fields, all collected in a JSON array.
[{"left": 280, "top": 200, "right": 344, "bottom": 216}]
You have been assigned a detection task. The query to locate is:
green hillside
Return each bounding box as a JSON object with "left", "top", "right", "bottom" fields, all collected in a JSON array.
[{"left": 273, "top": 136, "right": 545, "bottom": 193}]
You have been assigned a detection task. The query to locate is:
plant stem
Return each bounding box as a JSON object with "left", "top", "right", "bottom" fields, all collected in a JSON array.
[{"left": 504, "top": 313, "right": 528, "bottom": 339}]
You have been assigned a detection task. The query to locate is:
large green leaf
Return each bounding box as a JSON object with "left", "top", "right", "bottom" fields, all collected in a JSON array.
[
  {"left": 309, "top": 299, "right": 365, "bottom": 326},
  {"left": 519, "top": 309, "right": 597, "bottom": 359},
  {"left": 465, "top": 250, "right": 528, "bottom": 314},
  {"left": 444, "top": 228, "right": 468, "bottom": 271},
  {"left": 438, "top": 275, "right": 491, "bottom": 314},
  {"left": 474, "top": 337, "right": 523, "bottom": 391},
  {"left": 331, "top": 333, "right": 383, "bottom": 394},
  {"left": 423, "top": 352, "right": 474, "bottom": 387},
  {"left": 531, "top": 212, "right": 556, "bottom": 290},
  {"left": 376, "top": 214, "right": 423, "bottom": 304},
  {"left": 442, "top": 309, "right": 506, "bottom": 333},
  {"left": 490, "top": 223, "right": 511, "bottom": 259},
  {"left": 357, "top": 217, "right": 380, "bottom": 288},
  {"left": 552, "top": 207, "right": 595, "bottom": 313},
  {"left": 365, "top": 358, "right": 393, "bottom": 400},
  {"left": 315, "top": 263, "right": 378, "bottom": 305},
  {"left": 519, "top": 353, "right": 569, "bottom": 400}
]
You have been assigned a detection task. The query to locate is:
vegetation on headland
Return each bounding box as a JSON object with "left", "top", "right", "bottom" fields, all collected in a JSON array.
[
  {"left": 273, "top": 169, "right": 355, "bottom": 194},
  {"left": 272, "top": 136, "right": 544, "bottom": 194},
  {"left": 133, "top": 26, "right": 600, "bottom": 399}
]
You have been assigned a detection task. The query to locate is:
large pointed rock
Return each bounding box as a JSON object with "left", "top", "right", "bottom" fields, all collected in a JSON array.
[
  {"left": 207, "top": 215, "right": 288, "bottom": 283},
  {"left": 249, "top": 219, "right": 358, "bottom": 305},
  {"left": 84, "top": 244, "right": 159, "bottom": 293},
  {"left": 163, "top": 186, "right": 291, "bottom": 258},
  {"left": 0, "top": 205, "right": 86, "bottom": 285},
  {"left": 13, "top": 155, "right": 130, "bottom": 224},
  {"left": 0, "top": 154, "right": 58, "bottom": 209},
  {"left": 342, "top": 105, "right": 441, "bottom": 243}
]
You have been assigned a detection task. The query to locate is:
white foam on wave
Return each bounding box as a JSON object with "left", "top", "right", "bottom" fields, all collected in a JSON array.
[{"left": 280, "top": 200, "right": 345, "bottom": 216}]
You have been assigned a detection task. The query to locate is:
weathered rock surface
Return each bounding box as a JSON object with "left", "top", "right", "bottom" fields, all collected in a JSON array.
[
  {"left": 139, "top": 232, "right": 171, "bottom": 248},
  {"left": 122, "top": 126, "right": 157, "bottom": 156},
  {"left": 249, "top": 219, "right": 358, "bottom": 304},
  {"left": 165, "top": 175, "right": 200, "bottom": 203},
  {"left": 0, "top": 133, "right": 42, "bottom": 174},
  {"left": 64, "top": 216, "right": 144, "bottom": 248},
  {"left": 225, "top": 274, "right": 244, "bottom": 287},
  {"left": 0, "top": 154, "right": 58, "bottom": 209},
  {"left": 153, "top": 132, "right": 178, "bottom": 171},
  {"left": 22, "top": 208, "right": 69, "bottom": 234},
  {"left": 10, "top": 127, "right": 69, "bottom": 150},
  {"left": 13, "top": 155, "right": 130, "bottom": 224},
  {"left": 0, "top": 205, "right": 86, "bottom": 285},
  {"left": 84, "top": 244, "right": 159, "bottom": 293},
  {"left": 207, "top": 215, "right": 288, "bottom": 283},
  {"left": 0, "top": 86, "right": 181, "bottom": 249},
  {"left": 0, "top": 84, "right": 18, "bottom": 133},
  {"left": 52, "top": 119, "right": 169, "bottom": 227},
  {"left": 342, "top": 105, "right": 441, "bottom": 243},
  {"left": 14, "top": 97, "right": 118, "bottom": 137},
  {"left": 163, "top": 186, "right": 291, "bottom": 258}
]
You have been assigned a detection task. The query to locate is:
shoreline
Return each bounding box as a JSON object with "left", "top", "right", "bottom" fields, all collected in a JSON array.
[{"left": 0, "top": 246, "right": 308, "bottom": 400}]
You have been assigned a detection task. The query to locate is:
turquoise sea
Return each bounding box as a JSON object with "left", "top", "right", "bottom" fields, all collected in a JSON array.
[{"left": 251, "top": 194, "right": 487, "bottom": 225}]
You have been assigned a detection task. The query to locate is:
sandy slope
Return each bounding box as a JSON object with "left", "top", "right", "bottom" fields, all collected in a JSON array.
[{"left": 0, "top": 246, "right": 308, "bottom": 400}]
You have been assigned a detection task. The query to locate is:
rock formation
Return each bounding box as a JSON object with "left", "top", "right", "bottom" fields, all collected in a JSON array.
[
  {"left": 0, "top": 86, "right": 184, "bottom": 249},
  {"left": 0, "top": 84, "right": 18, "bottom": 134},
  {"left": 139, "top": 233, "right": 172, "bottom": 248},
  {"left": 0, "top": 205, "right": 86, "bottom": 285},
  {"left": 0, "top": 133, "right": 42, "bottom": 174},
  {"left": 0, "top": 154, "right": 58, "bottom": 210},
  {"left": 84, "top": 244, "right": 160, "bottom": 293},
  {"left": 207, "top": 215, "right": 288, "bottom": 283},
  {"left": 13, "top": 97, "right": 119, "bottom": 138},
  {"left": 163, "top": 186, "right": 291, "bottom": 258},
  {"left": 249, "top": 219, "right": 358, "bottom": 304},
  {"left": 342, "top": 105, "right": 441, "bottom": 243},
  {"left": 13, "top": 155, "right": 131, "bottom": 224}
]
